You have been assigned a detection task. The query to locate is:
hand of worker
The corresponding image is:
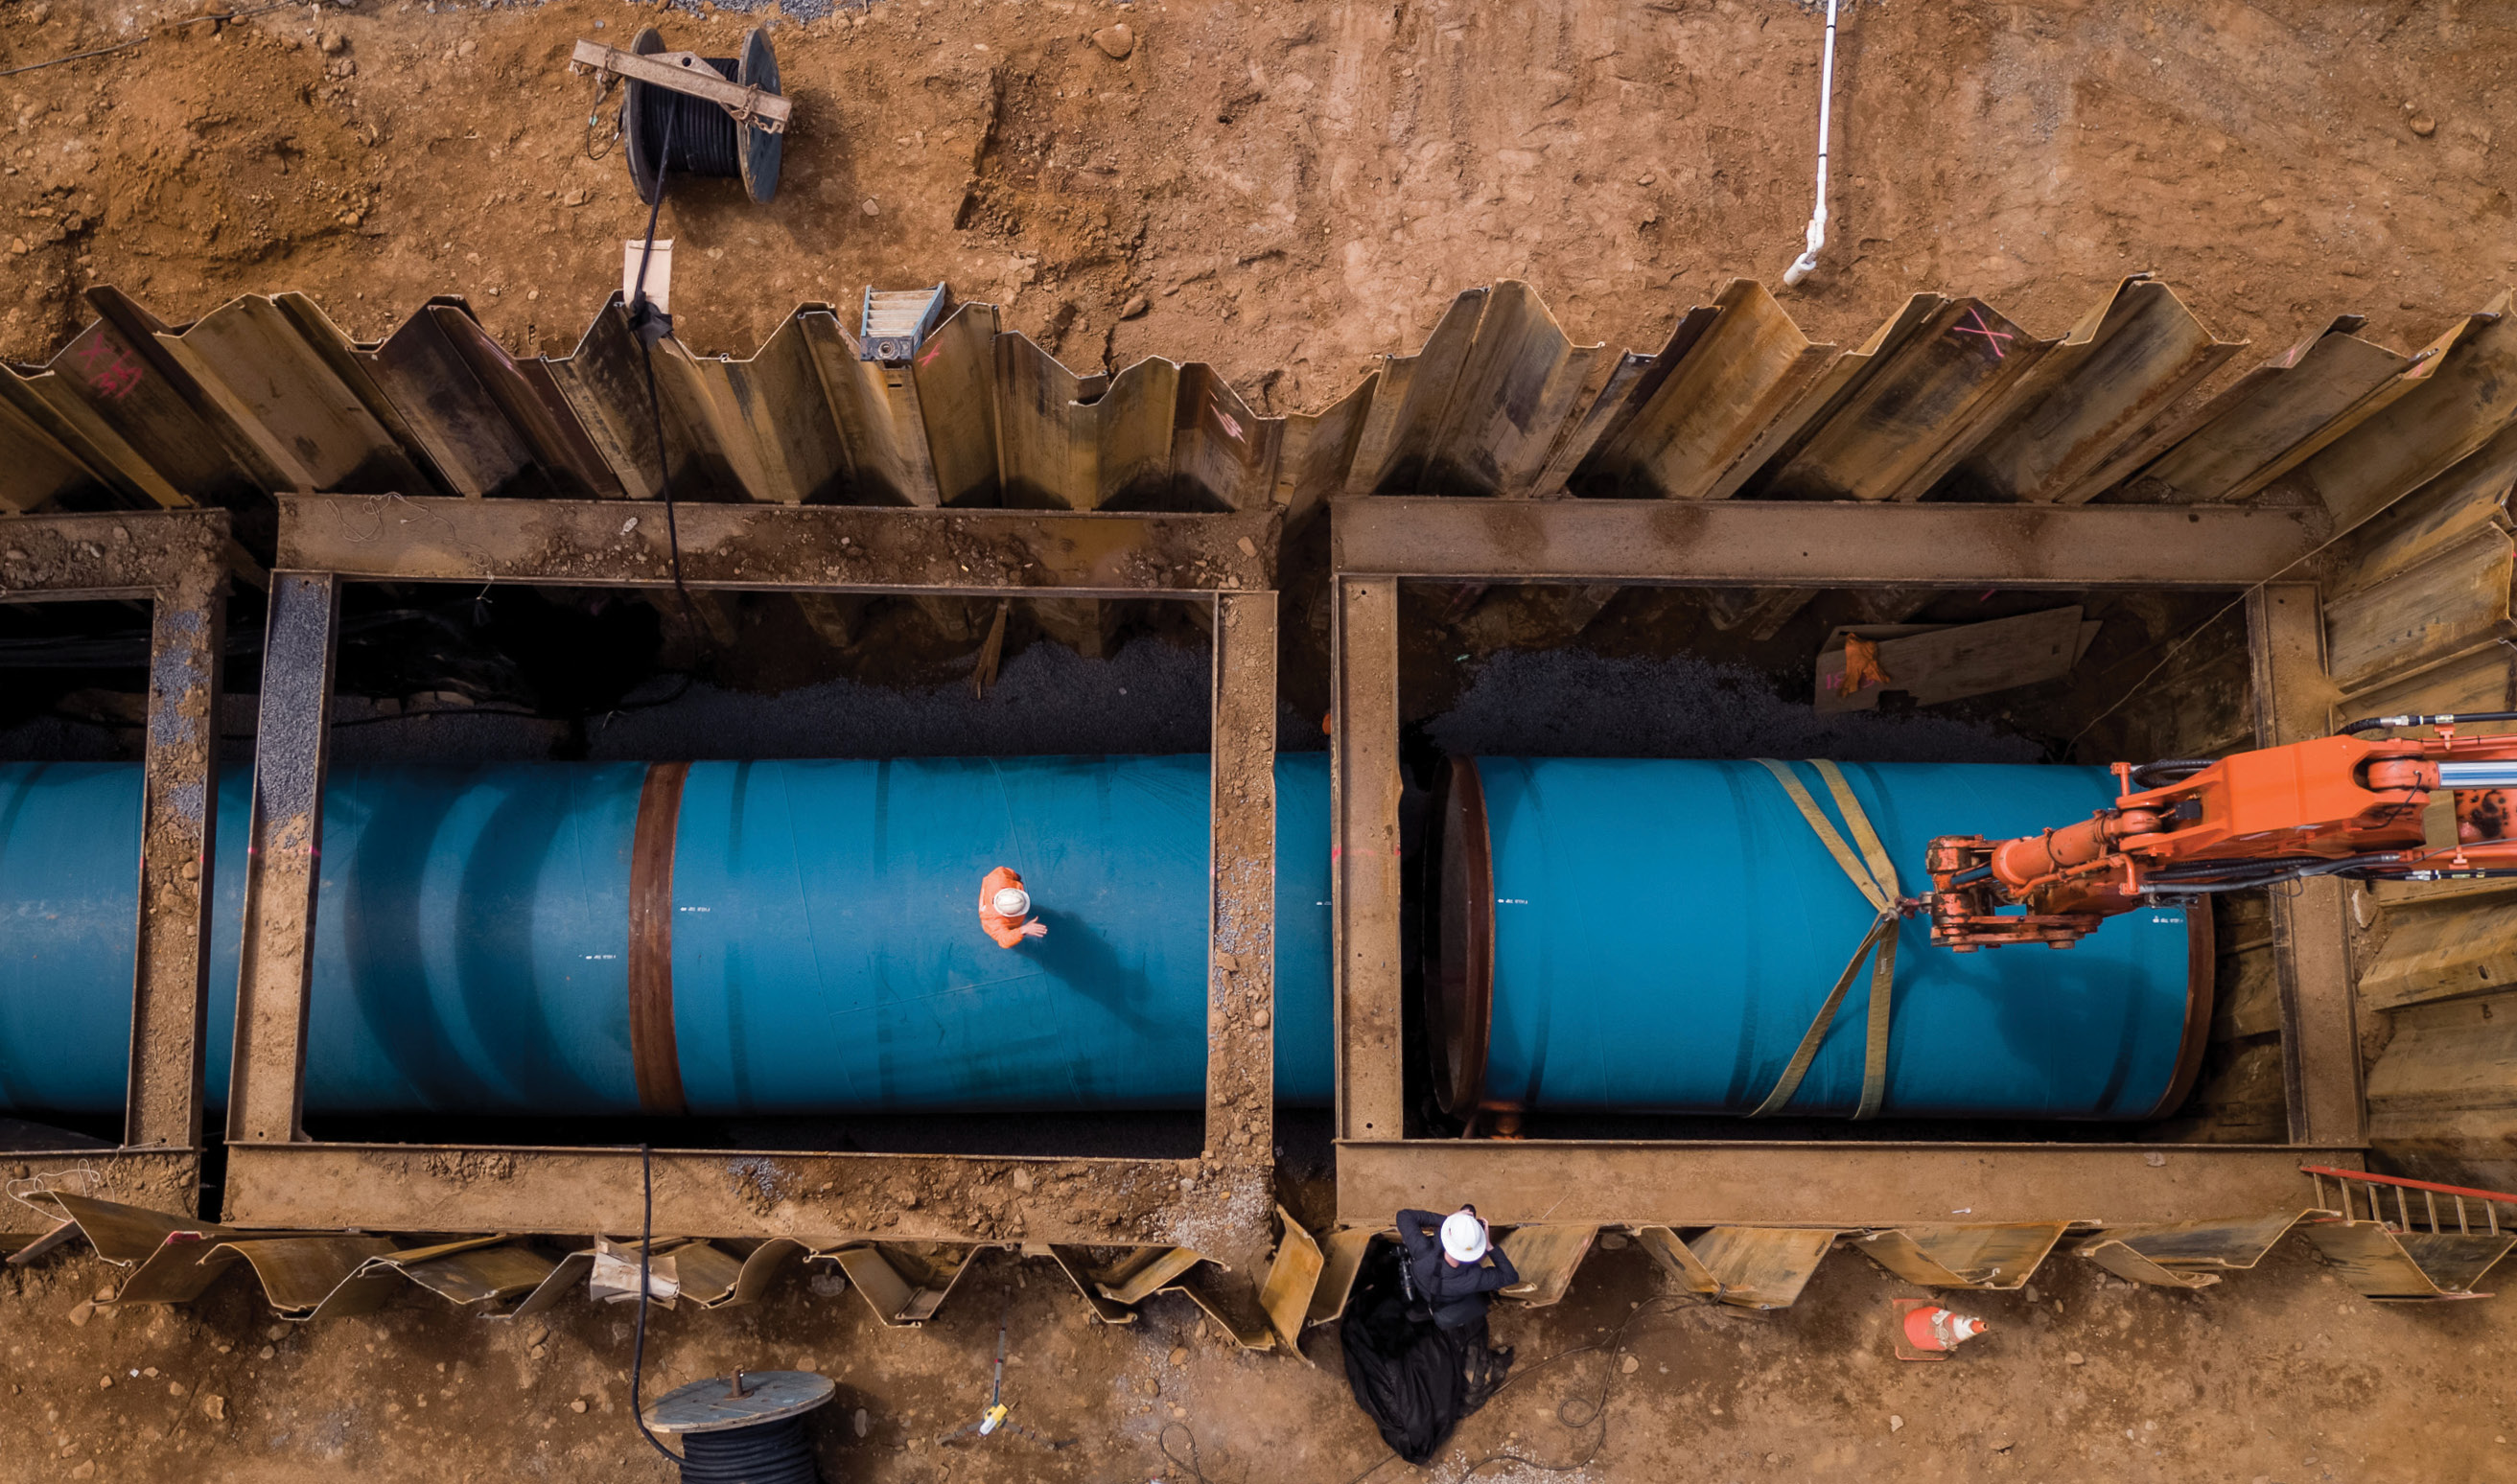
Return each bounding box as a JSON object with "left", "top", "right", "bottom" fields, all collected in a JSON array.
[{"left": 1021, "top": 920, "right": 1048, "bottom": 939}]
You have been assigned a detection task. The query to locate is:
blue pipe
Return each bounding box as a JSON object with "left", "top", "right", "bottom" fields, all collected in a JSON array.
[
  {"left": 0, "top": 757, "right": 1336, "bottom": 1117},
  {"left": 1436, "top": 758, "right": 2205, "bottom": 1120},
  {"left": 0, "top": 755, "right": 2202, "bottom": 1124}
]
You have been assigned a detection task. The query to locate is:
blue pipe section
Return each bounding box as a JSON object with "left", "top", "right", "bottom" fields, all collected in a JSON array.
[
  {"left": 1470, "top": 758, "right": 2200, "bottom": 1119},
  {"left": 0, "top": 757, "right": 1337, "bottom": 1117}
]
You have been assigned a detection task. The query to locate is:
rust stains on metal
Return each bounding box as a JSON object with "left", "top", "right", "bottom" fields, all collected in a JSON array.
[
  {"left": 628, "top": 762, "right": 692, "bottom": 1117},
  {"left": 1332, "top": 495, "right": 2326, "bottom": 590},
  {"left": 275, "top": 495, "right": 1279, "bottom": 596},
  {"left": 226, "top": 571, "right": 341, "bottom": 1148}
]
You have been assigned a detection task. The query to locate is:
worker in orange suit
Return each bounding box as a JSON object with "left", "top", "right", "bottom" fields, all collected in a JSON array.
[{"left": 979, "top": 866, "right": 1048, "bottom": 947}]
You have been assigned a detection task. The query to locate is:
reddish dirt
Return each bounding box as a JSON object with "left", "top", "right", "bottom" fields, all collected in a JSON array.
[
  {"left": 2, "top": 1, "right": 2510, "bottom": 411},
  {"left": 6, "top": 1225, "right": 2514, "bottom": 1483},
  {"left": 6, "top": 2, "right": 2516, "bottom": 1480}
]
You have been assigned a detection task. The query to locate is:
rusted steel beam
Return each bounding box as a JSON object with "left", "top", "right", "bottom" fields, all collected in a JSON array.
[
  {"left": 1331, "top": 497, "right": 2325, "bottom": 589},
  {"left": 1335, "top": 1142, "right": 2363, "bottom": 1229},
  {"left": 2249, "top": 584, "right": 2368, "bottom": 1147},
  {"left": 1333, "top": 578, "right": 1405, "bottom": 1142},
  {"left": 220, "top": 1143, "right": 1241, "bottom": 1245},
  {"left": 226, "top": 572, "right": 340, "bottom": 1147},
  {"left": 0, "top": 509, "right": 260, "bottom": 600},
  {"left": 127, "top": 564, "right": 223, "bottom": 1154},
  {"left": 275, "top": 495, "right": 1278, "bottom": 595},
  {"left": 1192, "top": 591, "right": 1278, "bottom": 1274}
]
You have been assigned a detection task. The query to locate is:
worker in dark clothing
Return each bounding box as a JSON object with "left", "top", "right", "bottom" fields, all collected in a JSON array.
[
  {"left": 1341, "top": 1205, "right": 1519, "bottom": 1463},
  {"left": 1396, "top": 1206, "right": 1519, "bottom": 1332}
]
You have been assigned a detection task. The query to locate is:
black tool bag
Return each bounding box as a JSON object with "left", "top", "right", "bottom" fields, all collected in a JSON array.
[{"left": 1337, "top": 1241, "right": 1512, "bottom": 1464}]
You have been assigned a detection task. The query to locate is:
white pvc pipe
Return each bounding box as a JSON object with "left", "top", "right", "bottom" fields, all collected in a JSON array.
[{"left": 1782, "top": 0, "right": 1838, "bottom": 288}]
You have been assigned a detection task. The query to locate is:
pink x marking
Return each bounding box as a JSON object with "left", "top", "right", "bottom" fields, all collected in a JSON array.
[{"left": 1951, "top": 306, "right": 2014, "bottom": 359}]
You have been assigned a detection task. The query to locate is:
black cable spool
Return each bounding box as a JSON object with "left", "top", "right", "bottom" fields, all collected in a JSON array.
[
  {"left": 623, "top": 25, "right": 782, "bottom": 205},
  {"left": 644, "top": 1370, "right": 833, "bottom": 1484}
]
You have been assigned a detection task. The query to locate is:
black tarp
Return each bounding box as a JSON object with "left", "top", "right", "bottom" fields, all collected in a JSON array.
[{"left": 1338, "top": 1241, "right": 1512, "bottom": 1464}]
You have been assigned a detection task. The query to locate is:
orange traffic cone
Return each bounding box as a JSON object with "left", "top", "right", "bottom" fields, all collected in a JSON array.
[{"left": 1890, "top": 1298, "right": 1990, "bottom": 1361}]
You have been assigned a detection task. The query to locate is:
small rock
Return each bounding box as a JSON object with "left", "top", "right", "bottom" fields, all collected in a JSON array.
[
  {"left": 317, "top": 29, "right": 346, "bottom": 54},
  {"left": 98, "top": 1376, "right": 112, "bottom": 1390},
  {"left": 1169, "top": 1346, "right": 1188, "bottom": 1366},
  {"left": 1619, "top": 1355, "right": 1639, "bottom": 1375},
  {"left": 1251, "top": 1009, "right": 1270, "bottom": 1029},
  {"left": 266, "top": 1324, "right": 289, "bottom": 1342},
  {"left": 168, "top": 1380, "right": 186, "bottom": 1397},
  {"left": 562, "top": 189, "right": 588, "bottom": 207},
  {"left": 2065, "top": 1351, "right": 2086, "bottom": 1365},
  {"left": 1120, "top": 294, "right": 1150, "bottom": 319},
  {"left": 2022, "top": 1285, "right": 2039, "bottom": 1304},
  {"left": 528, "top": 1344, "right": 548, "bottom": 1360},
  {"left": 70, "top": 1464, "right": 94, "bottom": 1481},
  {"left": 1598, "top": 1233, "right": 1629, "bottom": 1251},
  {"left": 569, "top": 1398, "right": 588, "bottom": 1414},
  {"left": 527, "top": 1327, "right": 550, "bottom": 1348},
  {"left": 202, "top": 1395, "right": 226, "bottom": 1422},
  {"left": 1889, "top": 1414, "right": 1904, "bottom": 1432},
  {"left": 1011, "top": 1168, "right": 1035, "bottom": 1193},
  {"left": 852, "top": 1406, "right": 870, "bottom": 1438},
  {"left": 1092, "top": 23, "right": 1135, "bottom": 59},
  {"left": 98, "top": 1287, "right": 120, "bottom": 1305},
  {"left": 1170, "top": 1404, "right": 1187, "bottom": 1421},
  {"left": 861, "top": 198, "right": 880, "bottom": 216},
  {"left": 66, "top": 1301, "right": 93, "bottom": 1328},
  {"left": 2411, "top": 114, "right": 2437, "bottom": 137},
  {"left": 1140, "top": 1377, "right": 1159, "bottom": 1397},
  {"left": 258, "top": 1347, "right": 275, "bottom": 1361},
  {"left": 338, "top": 211, "right": 361, "bottom": 228},
  {"left": 808, "top": 1272, "right": 849, "bottom": 1298}
]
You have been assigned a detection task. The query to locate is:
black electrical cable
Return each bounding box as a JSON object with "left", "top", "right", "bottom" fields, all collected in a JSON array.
[
  {"left": 2127, "top": 758, "right": 2215, "bottom": 790},
  {"left": 677, "top": 1416, "right": 816, "bottom": 1484},
  {"left": 629, "top": 1142, "right": 681, "bottom": 1472},
  {"left": 625, "top": 99, "right": 707, "bottom": 659},
  {"left": 2339, "top": 709, "right": 2517, "bottom": 735},
  {"left": 637, "top": 60, "right": 747, "bottom": 179}
]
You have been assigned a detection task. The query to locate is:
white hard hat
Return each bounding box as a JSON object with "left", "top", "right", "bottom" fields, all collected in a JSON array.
[
  {"left": 1440, "top": 1209, "right": 1489, "bottom": 1264},
  {"left": 991, "top": 887, "right": 1032, "bottom": 919}
]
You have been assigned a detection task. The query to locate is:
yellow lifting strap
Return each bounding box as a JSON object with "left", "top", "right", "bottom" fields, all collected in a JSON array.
[{"left": 1746, "top": 759, "right": 1901, "bottom": 1121}]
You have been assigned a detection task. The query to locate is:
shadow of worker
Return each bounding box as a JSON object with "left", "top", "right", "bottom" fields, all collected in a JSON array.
[{"left": 1017, "top": 908, "right": 1164, "bottom": 1042}]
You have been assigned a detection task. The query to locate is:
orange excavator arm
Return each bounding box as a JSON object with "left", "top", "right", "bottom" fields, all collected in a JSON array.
[{"left": 1918, "top": 712, "right": 2517, "bottom": 950}]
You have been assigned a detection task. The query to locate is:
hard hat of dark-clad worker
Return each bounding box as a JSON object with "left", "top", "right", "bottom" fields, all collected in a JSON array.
[
  {"left": 979, "top": 866, "right": 1048, "bottom": 947},
  {"left": 1396, "top": 1204, "right": 1519, "bottom": 1332}
]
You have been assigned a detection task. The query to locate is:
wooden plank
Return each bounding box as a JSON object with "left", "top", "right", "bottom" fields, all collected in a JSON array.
[
  {"left": 2361, "top": 898, "right": 2517, "bottom": 1013},
  {"left": 2294, "top": 291, "right": 2517, "bottom": 538},
  {"left": 1815, "top": 606, "right": 2085, "bottom": 712},
  {"left": 2212, "top": 944, "right": 2281, "bottom": 1040},
  {"left": 2323, "top": 525, "right": 2515, "bottom": 696},
  {"left": 2329, "top": 424, "right": 2517, "bottom": 596},
  {"left": 2366, "top": 989, "right": 2517, "bottom": 1118},
  {"left": 2342, "top": 640, "right": 2515, "bottom": 723},
  {"left": 569, "top": 40, "right": 792, "bottom": 127}
]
